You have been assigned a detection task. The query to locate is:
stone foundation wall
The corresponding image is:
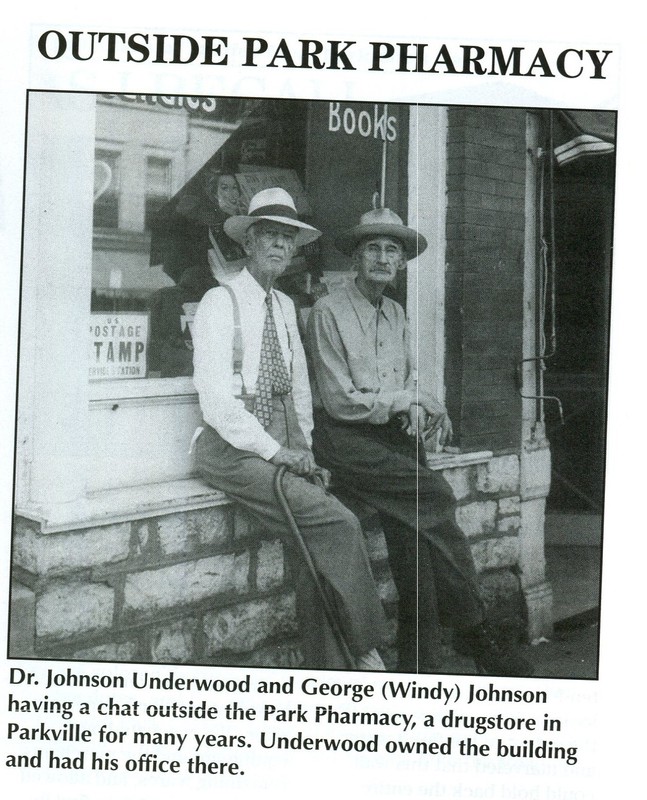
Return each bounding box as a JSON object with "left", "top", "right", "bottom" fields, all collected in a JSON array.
[
  {"left": 11, "top": 453, "right": 529, "bottom": 667},
  {"left": 445, "top": 453, "right": 528, "bottom": 636}
]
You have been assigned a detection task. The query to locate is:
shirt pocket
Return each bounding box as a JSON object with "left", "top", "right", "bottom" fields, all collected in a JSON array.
[{"left": 345, "top": 347, "right": 375, "bottom": 389}]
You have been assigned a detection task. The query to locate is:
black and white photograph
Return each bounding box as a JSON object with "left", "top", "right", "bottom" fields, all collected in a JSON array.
[{"left": 9, "top": 91, "right": 613, "bottom": 678}]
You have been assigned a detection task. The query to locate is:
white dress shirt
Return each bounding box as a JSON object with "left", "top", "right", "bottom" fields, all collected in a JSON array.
[{"left": 192, "top": 267, "right": 313, "bottom": 460}]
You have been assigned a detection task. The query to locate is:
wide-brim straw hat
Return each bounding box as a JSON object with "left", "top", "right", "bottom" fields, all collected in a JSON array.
[
  {"left": 335, "top": 207, "right": 427, "bottom": 260},
  {"left": 224, "top": 187, "right": 321, "bottom": 247}
]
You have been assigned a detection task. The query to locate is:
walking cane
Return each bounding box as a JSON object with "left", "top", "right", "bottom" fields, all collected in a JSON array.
[{"left": 273, "top": 464, "right": 356, "bottom": 670}]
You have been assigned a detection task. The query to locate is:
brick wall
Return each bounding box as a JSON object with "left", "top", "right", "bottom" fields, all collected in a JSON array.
[
  {"left": 445, "top": 107, "right": 527, "bottom": 452},
  {"left": 11, "top": 454, "right": 527, "bottom": 669}
]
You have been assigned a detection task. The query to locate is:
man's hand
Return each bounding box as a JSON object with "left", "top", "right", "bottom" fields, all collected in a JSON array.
[
  {"left": 408, "top": 397, "right": 454, "bottom": 448},
  {"left": 270, "top": 447, "right": 317, "bottom": 477},
  {"left": 406, "top": 404, "right": 428, "bottom": 440},
  {"left": 314, "top": 466, "right": 332, "bottom": 491},
  {"left": 424, "top": 408, "right": 453, "bottom": 448}
]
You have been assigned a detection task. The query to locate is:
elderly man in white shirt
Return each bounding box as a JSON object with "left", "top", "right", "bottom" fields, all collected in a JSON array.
[{"left": 192, "top": 188, "right": 388, "bottom": 671}]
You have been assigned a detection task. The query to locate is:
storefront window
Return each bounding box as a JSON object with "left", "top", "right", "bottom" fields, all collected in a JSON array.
[
  {"left": 89, "top": 94, "right": 407, "bottom": 385},
  {"left": 90, "top": 94, "right": 311, "bottom": 382}
]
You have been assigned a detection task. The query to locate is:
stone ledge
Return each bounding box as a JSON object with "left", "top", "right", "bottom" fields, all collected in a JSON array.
[
  {"left": 16, "top": 479, "right": 229, "bottom": 534},
  {"left": 17, "top": 451, "right": 496, "bottom": 535},
  {"left": 426, "top": 449, "right": 493, "bottom": 470}
]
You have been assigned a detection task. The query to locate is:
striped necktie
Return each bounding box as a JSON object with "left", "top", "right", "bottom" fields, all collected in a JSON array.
[{"left": 253, "top": 293, "right": 292, "bottom": 427}]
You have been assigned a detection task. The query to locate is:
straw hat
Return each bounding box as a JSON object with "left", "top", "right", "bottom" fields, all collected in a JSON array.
[
  {"left": 224, "top": 187, "right": 321, "bottom": 247},
  {"left": 335, "top": 207, "right": 427, "bottom": 260}
]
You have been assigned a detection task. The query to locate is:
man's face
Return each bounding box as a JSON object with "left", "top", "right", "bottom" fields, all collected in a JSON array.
[
  {"left": 244, "top": 220, "right": 298, "bottom": 279},
  {"left": 354, "top": 235, "right": 405, "bottom": 286}
]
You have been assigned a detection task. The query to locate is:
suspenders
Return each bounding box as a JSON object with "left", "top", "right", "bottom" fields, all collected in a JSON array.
[
  {"left": 220, "top": 283, "right": 247, "bottom": 395},
  {"left": 189, "top": 281, "right": 295, "bottom": 453},
  {"left": 219, "top": 282, "right": 293, "bottom": 398}
]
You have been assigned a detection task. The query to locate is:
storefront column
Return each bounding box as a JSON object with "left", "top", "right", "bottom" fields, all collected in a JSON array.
[
  {"left": 519, "top": 112, "right": 553, "bottom": 642},
  {"left": 17, "top": 92, "right": 95, "bottom": 519},
  {"left": 407, "top": 105, "right": 447, "bottom": 402}
]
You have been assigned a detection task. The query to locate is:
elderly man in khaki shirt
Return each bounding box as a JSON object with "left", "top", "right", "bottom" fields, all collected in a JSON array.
[{"left": 307, "top": 207, "right": 532, "bottom": 677}]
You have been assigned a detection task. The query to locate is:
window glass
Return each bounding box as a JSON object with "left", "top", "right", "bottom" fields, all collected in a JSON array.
[
  {"left": 144, "top": 155, "right": 173, "bottom": 231},
  {"left": 90, "top": 94, "right": 310, "bottom": 382},
  {"left": 93, "top": 148, "right": 121, "bottom": 229}
]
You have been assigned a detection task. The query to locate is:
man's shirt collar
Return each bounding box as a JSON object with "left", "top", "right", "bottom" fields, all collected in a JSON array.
[
  {"left": 345, "top": 279, "right": 394, "bottom": 334},
  {"left": 232, "top": 267, "right": 277, "bottom": 305}
]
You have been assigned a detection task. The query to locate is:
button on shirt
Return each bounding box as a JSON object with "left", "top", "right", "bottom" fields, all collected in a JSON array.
[
  {"left": 306, "top": 280, "right": 416, "bottom": 424},
  {"left": 192, "top": 268, "right": 313, "bottom": 460}
]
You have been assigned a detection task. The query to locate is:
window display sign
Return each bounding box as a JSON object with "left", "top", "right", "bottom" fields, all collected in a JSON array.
[
  {"left": 100, "top": 93, "right": 235, "bottom": 119},
  {"left": 327, "top": 101, "right": 398, "bottom": 141},
  {"left": 89, "top": 312, "right": 150, "bottom": 380}
]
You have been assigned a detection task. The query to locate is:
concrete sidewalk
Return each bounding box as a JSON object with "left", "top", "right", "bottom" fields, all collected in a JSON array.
[
  {"left": 397, "top": 515, "right": 604, "bottom": 680},
  {"left": 435, "top": 611, "right": 599, "bottom": 679},
  {"left": 525, "top": 615, "right": 599, "bottom": 679}
]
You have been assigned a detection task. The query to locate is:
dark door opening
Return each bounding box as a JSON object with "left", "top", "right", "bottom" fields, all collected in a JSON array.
[{"left": 545, "top": 154, "right": 614, "bottom": 514}]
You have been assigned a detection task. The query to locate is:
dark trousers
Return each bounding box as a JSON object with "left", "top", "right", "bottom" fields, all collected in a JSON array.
[
  {"left": 312, "top": 409, "right": 484, "bottom": 672},
  {"left": 195, "top": 397, "right": 389, "bottom": 670}
]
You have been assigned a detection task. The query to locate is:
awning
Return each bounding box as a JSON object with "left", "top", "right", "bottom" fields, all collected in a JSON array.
[{"left": 553, "top": 110, "right": 616, "bottom": 166}]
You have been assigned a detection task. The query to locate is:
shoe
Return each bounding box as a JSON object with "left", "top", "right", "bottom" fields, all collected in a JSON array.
[
  {"left": 355, "top": 648, "right": 386, "bottom": 671},
  {"left": 455, "top": 622, "right": 534, "bottom": 677}
]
